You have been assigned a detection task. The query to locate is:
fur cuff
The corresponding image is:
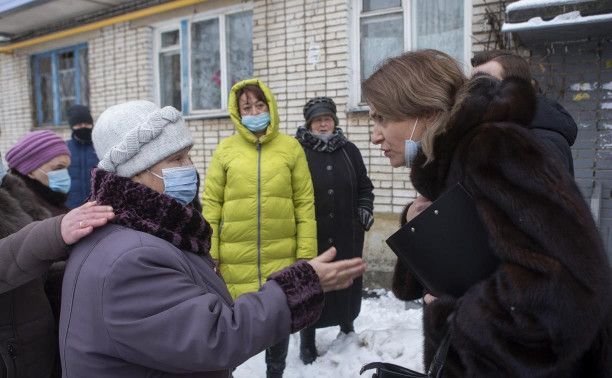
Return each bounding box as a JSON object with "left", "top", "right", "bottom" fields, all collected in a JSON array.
[
  {"left": 423, "top": 296, "right": 456, "bottom": 342},
  {"left": 391, "top": 259, "right": 425, "bottom": 301},
  {"left": 269, "top": 260, "right": 324, "bottom": 333}
]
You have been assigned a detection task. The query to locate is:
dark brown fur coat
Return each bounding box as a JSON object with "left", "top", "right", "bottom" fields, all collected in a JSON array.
[
  {"left": 393, "top": 77, "right": 612, "bottom": 377},
  {"left": 0, "top": 173, "right": 57, "bottom": 378}
]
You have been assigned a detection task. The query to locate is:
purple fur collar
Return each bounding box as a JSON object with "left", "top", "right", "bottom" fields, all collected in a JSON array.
[{"left": 88, "top": 168, "right": 211, "bottom": 256}]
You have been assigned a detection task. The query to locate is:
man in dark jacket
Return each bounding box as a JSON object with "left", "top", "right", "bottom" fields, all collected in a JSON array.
[
  {"left": 471, "top": 50, "right": 577, "bottom": 176},
  {"left": 65, "top": 105, "right": 99, "bottom": 209}
]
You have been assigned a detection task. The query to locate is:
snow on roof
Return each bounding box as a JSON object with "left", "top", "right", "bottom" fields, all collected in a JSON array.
[
  {"left": 506, "top": 0, "right": 596, "bottom": 12},
  {"left": 502, "top": 10, "right": 612, "bottom": 32}
]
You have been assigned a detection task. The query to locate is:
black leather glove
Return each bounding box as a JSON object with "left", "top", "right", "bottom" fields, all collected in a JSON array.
[{"left": 358, "top": 207, "right": 374, "bottom": 231}]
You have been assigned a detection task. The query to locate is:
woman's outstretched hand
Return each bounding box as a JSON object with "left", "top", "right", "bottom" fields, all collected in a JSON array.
[
  {"left": 307, "top": 247, "right": 366, "bottom": 292},
  {"left": 61, "top": 201, "right": 115, "bottom": 245}
]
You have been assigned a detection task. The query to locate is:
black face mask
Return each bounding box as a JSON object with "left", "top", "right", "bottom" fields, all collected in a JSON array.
[{"left": 72, "top": 127, "right": 92, "bottom": 142}]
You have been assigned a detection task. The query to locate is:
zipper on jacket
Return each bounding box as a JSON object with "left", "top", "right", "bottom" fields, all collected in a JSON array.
[{"left": 256, "top": 141, "right": 263, "bottom": 287}]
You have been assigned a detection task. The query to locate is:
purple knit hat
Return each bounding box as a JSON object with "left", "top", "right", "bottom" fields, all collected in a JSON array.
[{"left": 5, "top": 130, "right": 70, "bottom": 175}]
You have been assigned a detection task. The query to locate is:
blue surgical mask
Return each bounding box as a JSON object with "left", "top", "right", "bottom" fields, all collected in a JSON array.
[
  {"left": 39, "top": 168, "right": 71, "bottom": 193},
  {"left": 404, "top": 117, "right": 420, "bottom": 168},
  {"left": 0, "top": 160, "right": 7, "bottom": 186},
  {"left": 242, "top": 112, "right": 270, "bottom": 132},
  {"left": 148, "top": 165, "right": 198, "bottom": 206}
]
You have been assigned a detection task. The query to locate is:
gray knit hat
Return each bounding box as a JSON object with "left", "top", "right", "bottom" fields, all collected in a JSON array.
[{"left": 93, "top": 100, "right": 194, "bottom": 178}]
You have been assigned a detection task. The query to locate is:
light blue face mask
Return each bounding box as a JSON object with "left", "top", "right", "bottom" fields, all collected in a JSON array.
[
  {"left": 311, "top": 132, "right": 334, "bottom": 143},
  {"left": 39, "top": 168, "right": 71, "bottom": 193},
  {"left": 242, "top": 112, "right": 270, "bottom": 132},
  {"left": 0, "top": 160, "right": 7, "bottom": 186},
  {"left": 404, "top": 117, "right": 420, "bottom": 168},
  {"left": 148, "top": 165, "right": 198, "bottom": 206}
]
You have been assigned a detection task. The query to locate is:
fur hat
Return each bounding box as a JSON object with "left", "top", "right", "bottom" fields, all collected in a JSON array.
[
  {"left": 67, "top": 105, "right": 93, "bottom": 128},
  {"left": 303, "top": 97, "right": 338, "bottom": 128},
  {"left": 93, "top": 101, "right": 194, "bottom": 178},
  {"left": 5, "top": 130, "right": 70, "bottom": 175}
]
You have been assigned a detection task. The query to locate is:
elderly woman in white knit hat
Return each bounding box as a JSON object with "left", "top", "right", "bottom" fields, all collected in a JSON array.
[{"left": 58, "top": 100, "right": 366, "bottom": 377}]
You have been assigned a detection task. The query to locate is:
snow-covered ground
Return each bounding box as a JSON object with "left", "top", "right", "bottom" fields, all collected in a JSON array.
[{"left": 234, "top": 290, "right": 425, "bottom": 378}]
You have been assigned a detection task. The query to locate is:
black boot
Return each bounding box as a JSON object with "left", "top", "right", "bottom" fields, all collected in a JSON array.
[
  {"left": 340, "top": 322, "right": 354, "bottom": 334},
  {"left": 265, "top": 337, "right": 289, "bottom": 378},
  {"left": 299, "top": 327, "right": 317, "bottom": 364}
]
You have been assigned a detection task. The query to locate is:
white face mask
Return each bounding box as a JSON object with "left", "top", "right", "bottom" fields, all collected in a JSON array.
[
  {"left": 404, "top": 117, "right": 420, "bottom": 168},
  {"left": 148, "top": 165, "right": 198, "bottom": 206},
  {"left": 311, "top": 133, "right": 334, "bottom": 143}
]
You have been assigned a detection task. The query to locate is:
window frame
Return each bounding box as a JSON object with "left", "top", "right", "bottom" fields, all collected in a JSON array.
[
  {"left": 348, "top": 0, "right": 472, "bottom": 111},
  {"left": 153, "top": 3, "right": 253, "bottom": 118},
  {"left": 31, "top": 43, "right": 89, "bottom": 126}
]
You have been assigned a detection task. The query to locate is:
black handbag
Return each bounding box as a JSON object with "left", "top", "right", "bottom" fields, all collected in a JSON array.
[{"left": 360, "top": 322, "right": 452, "bottom": 378}]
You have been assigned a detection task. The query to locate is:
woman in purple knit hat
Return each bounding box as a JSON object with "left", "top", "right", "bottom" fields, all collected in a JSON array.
[
  {"left": 2, "top": 130, "right": 73, "bottom": 378},
  {"left": 5, "top": 130, "right": 72, "bottom": 216}
]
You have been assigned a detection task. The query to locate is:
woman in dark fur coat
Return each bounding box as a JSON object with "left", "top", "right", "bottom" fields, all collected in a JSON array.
[
  {"left": 3, "top": 130, "right": 72, "bottom": 377},
  {"left": 363, "top": 49, "right": 612, "bottom": 377}
]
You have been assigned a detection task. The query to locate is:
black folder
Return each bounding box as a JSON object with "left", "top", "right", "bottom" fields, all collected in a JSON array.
[{"left": 386, "top": 183, "right": 499, "bottom": 298}]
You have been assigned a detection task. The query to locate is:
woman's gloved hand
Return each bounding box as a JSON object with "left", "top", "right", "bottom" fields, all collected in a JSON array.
[{"left": 358, "top": 207, "right": 374, "bottom": 231}]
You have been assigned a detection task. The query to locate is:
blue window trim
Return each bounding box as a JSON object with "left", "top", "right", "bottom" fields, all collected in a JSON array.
[{"left": 32, "top": 43, "right": 88, "bottom": 126}]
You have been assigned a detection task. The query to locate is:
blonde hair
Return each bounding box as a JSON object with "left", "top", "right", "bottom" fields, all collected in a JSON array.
[{"left": 361, "top": 50, "right": 466, "bottom": 163}]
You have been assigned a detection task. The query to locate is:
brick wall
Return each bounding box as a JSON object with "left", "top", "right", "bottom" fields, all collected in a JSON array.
[
  {"left": 88, "top": 23, "right": 154, "bottom": 118},
  {"left": 0, "top": 53, "right": 38, "bottom": 158}
]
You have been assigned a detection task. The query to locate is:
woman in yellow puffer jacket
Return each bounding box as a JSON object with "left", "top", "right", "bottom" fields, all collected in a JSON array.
[{"left": 203, "top": 79, "right": 317, "bottom": 378}]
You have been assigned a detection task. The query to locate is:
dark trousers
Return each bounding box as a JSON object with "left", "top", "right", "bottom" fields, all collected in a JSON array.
[{"left": 265, "top": 337, "right": 290, "bottom": 378}]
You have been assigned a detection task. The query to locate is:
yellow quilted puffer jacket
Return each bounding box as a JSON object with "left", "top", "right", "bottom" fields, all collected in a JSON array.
[{"left": 202, "top": 79, "right": 317, "bottom": 300}]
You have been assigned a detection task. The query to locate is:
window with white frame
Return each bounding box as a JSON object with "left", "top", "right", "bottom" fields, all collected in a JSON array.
[
  {"left": 30, "top": 44, "right": 89, "bottom": 126},
  {"left": 154, "top": 5, "right": 253, "bottom": 116},
  {"left": 350, "top": 0, "right": 470, "bottom": 109}
]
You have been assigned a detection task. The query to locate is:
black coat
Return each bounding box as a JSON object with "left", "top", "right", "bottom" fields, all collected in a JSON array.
[
  {"left": 0, "top": 174, "right": 56, "bottom": 378},
  {"left": 528, "top": 94, "right": 577, "bottom": 176},
  {"left": 296, "top": 127, "right": 374, "bottom": 328},
  {"left": 394, "top": 77, "right": 612, "bottom": 377}
]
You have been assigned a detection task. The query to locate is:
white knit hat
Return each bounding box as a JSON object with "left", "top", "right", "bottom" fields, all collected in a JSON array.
[{"left": 93, "top": 101, "right": 194, "bottom": 178}]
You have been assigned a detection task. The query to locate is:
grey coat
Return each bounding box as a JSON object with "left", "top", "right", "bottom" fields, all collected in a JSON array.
[
  {"left": 0, "top": 216, "right": 68, "bottom": 294},
  {"left": 59, "top": 224, "right": 314, "bottom": 377}
]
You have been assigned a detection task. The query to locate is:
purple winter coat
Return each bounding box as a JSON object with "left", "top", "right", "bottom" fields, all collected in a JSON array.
[{"left": 59, "top": 223, "right": 322, "bottom": 377}]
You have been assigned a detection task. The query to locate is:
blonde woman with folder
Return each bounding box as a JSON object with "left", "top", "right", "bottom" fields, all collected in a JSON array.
[{"left": 361, "top": 49, "right": 612, "bottom": 378}]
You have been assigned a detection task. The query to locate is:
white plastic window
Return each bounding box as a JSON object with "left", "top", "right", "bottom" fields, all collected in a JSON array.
[{"left": 350, "top": 0, "right": 470, "bottom": 109}]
